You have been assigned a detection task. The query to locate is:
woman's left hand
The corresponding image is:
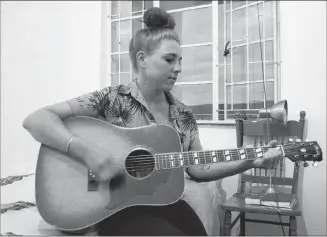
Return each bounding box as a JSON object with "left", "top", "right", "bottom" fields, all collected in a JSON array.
[{"left": 252, "top": 140, "right": 283, "bottom": 169}]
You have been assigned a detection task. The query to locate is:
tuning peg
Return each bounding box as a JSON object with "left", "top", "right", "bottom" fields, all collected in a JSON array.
[
  {"left": 303, "top": 162, "right": 309, "bottom": 167},
  {"left": 305, "top": 138, "right": 310, "bottom": 142},
  {"left": 312, "top": 162, "right": 319, "bottom": 168},
  {"left": 288, "top": 138, "right": 294, "bottom": 143},
  {"left": 296, "top": 138, "right": 302, "bottom": 142}
]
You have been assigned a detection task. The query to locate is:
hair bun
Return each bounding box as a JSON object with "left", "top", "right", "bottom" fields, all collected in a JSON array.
[{"left": 143, "top": 7, "right": 175, "bottom": 30}]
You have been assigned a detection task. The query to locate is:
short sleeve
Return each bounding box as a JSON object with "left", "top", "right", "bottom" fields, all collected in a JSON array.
[{"left": 66, "top": 87, "right": 111, "bottom": 118}]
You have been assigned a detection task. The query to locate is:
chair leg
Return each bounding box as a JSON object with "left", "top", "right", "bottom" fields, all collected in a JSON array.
[
  {"left": 239, "top": 212, "right": 245, "bottom": 236},
  {"left": 223, "top": 210, "right": 232, "bottom": 236},
  {"left": 289, "top": 216, "right": 297, "bottom": 236}
]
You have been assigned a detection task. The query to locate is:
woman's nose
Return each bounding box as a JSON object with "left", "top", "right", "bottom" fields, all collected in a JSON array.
[{"left": 173, "top": 62, "right": 182, "bottom": 73}]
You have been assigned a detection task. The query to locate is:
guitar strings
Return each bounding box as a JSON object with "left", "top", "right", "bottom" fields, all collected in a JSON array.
[
  {"left": 118, "top": 144, "right": 308, "bottom": 172},
  {"left": 113, "top": 143, "right": 305, "bottom": 160},
  {"left": 110, "top": 144, "right": 304, "bottom": 162}
]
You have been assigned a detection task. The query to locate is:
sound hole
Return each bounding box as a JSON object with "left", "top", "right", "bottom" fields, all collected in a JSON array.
[{"left": 125, "top": 149, "right": 155, "bottom": 179}]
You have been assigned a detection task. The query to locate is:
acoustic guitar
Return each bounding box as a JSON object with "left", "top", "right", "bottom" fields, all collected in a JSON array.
[{"left": 35, "top": 116, "right": 323, "bottom": 231}]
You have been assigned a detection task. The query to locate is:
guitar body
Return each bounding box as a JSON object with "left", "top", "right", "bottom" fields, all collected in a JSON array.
[{"left": 35, "top": 116, "right": 184, "bottom": 231}]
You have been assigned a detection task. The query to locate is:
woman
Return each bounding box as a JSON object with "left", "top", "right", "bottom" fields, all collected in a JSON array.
[{"left": 23, "top": 7, "right": 282, "bottom": 236}]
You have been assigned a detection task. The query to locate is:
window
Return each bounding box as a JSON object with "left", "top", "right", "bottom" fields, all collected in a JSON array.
[{"left": 109, "top": 1, "right": 280, "bottom": 122}]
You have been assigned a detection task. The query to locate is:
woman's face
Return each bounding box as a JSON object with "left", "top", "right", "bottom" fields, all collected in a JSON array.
[{"left": 142, "top": 39, "right": 182, "bottom": 91}]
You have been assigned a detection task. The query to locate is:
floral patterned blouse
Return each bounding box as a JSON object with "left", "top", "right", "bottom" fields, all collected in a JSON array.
[
  {"left": 67, "top": 81, "right": 202, "bottom": 152},
  {"left": 66, "top": 81, "right": 224, "bottom": 235}
]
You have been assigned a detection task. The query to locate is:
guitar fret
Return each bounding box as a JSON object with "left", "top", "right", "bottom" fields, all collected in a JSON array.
[
  {"left": 184, "top": 152, "right": 190, "bottom": 167},
  {"left": 255, "top": 147, "right": 263, "bottom": 158},
  {"left": 238, "top": 148, "right": 247, "bottom": 160},
  {"left": 155, "top": 156, "right": 160, "bottom": 170},
  {"left": 231, "top": 149, "right": 240, "bottom": 161},
  {"left": 246, "top": 148, "right": 257, "bottom": 160},
  {"left": 224, "top": 150, "right": 232, "bottom": 162},
  {"left": 199, "top": 151, "right": 206, "bottom": 165},
  {"left": 175, "top": 153, "right": 180, "bottom": 168},
  {"left": 204, "top": 151, "right": 210, "bottom": 164},
  {"left": 179, "top": 153, "right": 184, "bottom": 167},
  {"left": 211, "top": 151, "right": 218, "bottom": 163},
  {"left": 170, "top": 154, "right": 174, "bottom": 168},
  {"left": 217, "top": 151, "right": 225, "bottom": 162},
  {"left": 163, "top": 155, "right": 168, "bottom": 169},
  {"left": 193, "top": 152, "right": 199, "bottom": 165},
  {"left": 188, "top": 152, "right": 195, "bottom": 166}
]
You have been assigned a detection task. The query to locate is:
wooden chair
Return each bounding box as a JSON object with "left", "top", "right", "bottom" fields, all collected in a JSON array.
[{"left": 221, "top": 111, "right": 307, "bottom": 236}]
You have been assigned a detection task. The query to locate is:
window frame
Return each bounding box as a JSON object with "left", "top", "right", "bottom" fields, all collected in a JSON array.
[{"left": 107, "top": 0, "right": 281, "bottom": 125}]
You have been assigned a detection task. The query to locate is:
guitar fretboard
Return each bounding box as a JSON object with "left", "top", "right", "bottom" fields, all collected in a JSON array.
[{"left": 154, "top": 146, "right": 277, "bottom": 170}]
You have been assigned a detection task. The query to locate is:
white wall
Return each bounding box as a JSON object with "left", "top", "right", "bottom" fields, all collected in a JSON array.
[
  {"left": 1, "top": 0, "right": 325, "bottom": 236},
  {"left": 279, "top": 1, "right": 326, "bottom": 235},
  {"left": 1, "top": 1, "right": 103, "bottom": 176}
]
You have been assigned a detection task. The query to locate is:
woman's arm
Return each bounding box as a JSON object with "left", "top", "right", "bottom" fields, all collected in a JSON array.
[
  {"left": 23, "top": 101, "right": 93, "bottom": 163},
  {"left": 185, "top": 117, "right": 281, "bottom": 182},
  {"left": 22, "top": 88, "right": 119, "bottom": 181}
]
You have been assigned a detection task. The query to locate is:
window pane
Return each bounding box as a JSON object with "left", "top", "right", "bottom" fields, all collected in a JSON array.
[
  {"left": 111, "top": 1, "right": 118, "bottom": 16},
  {"left": 265, "top": 40, "right": 274, "bottom": 61},
  {"left": 232, "top": 8, "right": 246, "bottom": 45},
  {"left": 218, "top": 3, "right": 226, "bottom": 65},
  {"left": 132, "top": 0, "right": 143, "bottom": 12},
  {"left": 120, "top": 54, "right": 130, "bottom": 72},
  {"left": 249, "top": 42, "right": 262, "bottom": 62},
  {"left": 233, "top": 84, "right": 247, "bottom": 109},
  {"left": 232, "top": 1, "right": 246, "bottom": 9},
  {"left": 120, "top": 34, "right": 130, "bottom": 52},
  {"left": 248, "top": 3, "right": 263, "bottom": 42},
  {"left": 226, "top": 65, "right": 231, "bottom": 83},
  {"left": 218, "top": 65, "right": 225, "bottom": 109},
  {"left": 111, "top": 22, "right": 119, "bottom": 53},
  {"left": 171, "top": 84, "right": 213, "bottom": 120},
  {"left": 120, "top": 73, "right": 131, "bottom": 85},
  {"left": 232, "top": 46, "right": 247, "bottom": 82},
  {"left": 218, "top": 66, "right": 225, "bottom": 120},
  {"left": 144, "top": 1, "right": 154, "bottom": 10},
  {"left": 265, "top": 62, "right": 275, "bottom": 79},
  {"left": 249, "top": 62, "right": 263, "bottom": 81},
  {"left": 226, "top": 85, "right": 231, "bottom": 109},
  {"left": 249, "top": 62, "right": 275, "bottom": 82},
  {"left": 120, "top": 20, "right": 130, "bottom": 52},
  {"left": 249, "top": 41, "right": 274, "bottom": 62},
  {"left": 249, "top": 81, "right": 274, "bottom": 109},
  {"left": 171, "top": 7, "right": 212, "bottom": 45},
  {"left": 179, "top": 45, "right": 212, "bottom": 82},
  {"left": 111, "top": 74, "right": 119, "bottom": 86},
  {"left": 120, "top": 19, "right": 130, "bottom": 33},
  {"left": 160, "top": 1, "right": 211, "bottom": 11},
  {"left": 120, "top": 1, "right": 132, "bottom": 18},
  {"left": 226, "top": 12, "right": 231, "bottom": 43},
  {"left": 264, "top": 0, "right": 274, "bottom": 39},
  {"left": 132, "top": 18, "right": 143, "bottom": 36},
  {"left": 111, "top": 55, "right": 119, "bottom": 73}
]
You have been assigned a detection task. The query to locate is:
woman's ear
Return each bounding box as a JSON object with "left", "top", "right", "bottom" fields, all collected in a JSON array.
[{"left": 136, "top": 51, "right": 147, "bottom": 68}]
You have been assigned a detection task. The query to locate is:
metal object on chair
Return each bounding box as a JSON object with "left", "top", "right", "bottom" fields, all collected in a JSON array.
[
  {"left": 259, "top": 100, "right": 288, "bottom": 126},
  {"left": 259, "top": 100, "right": 288, "bottom": 195}
]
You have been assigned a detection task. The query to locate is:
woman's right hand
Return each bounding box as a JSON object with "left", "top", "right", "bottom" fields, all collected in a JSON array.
[
  {"left": 69, "top": 137, "right": 124, "bottom": 182},
  {"left": 84, "top": 144, "right": 124, "bottom": 182}
]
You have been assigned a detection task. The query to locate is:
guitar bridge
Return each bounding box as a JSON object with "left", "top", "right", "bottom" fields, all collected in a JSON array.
[{"left": 88, "top": 170, "right": 99, "bottom": 191}]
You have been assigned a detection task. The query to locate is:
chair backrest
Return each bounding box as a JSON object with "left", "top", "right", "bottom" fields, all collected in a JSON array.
[{"left": 235, "top": 111, "right": 306, "bottom": 195}]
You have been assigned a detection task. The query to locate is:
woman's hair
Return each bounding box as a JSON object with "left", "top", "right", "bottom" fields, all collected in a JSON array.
[{"left": 129, "top": 7, "right": 180, "bottom": 72}]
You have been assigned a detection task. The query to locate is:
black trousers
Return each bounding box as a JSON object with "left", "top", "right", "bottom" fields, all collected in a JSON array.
[{"left": 98, "top": 200, "right": 208, "bottom": 236}]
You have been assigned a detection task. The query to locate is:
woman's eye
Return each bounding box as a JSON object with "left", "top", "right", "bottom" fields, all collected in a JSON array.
[{"left": 166, "top": 58, "right": 174, "bottom": 63}]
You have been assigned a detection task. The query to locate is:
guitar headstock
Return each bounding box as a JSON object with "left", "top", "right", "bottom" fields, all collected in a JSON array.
[{"left": 283, "top": 139, "right": 323, "bottom": 167}]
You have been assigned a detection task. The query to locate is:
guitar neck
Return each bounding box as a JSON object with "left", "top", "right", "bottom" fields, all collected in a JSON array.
[{"left": 154, "top": 145, "right": 283, "bottom": 171}]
